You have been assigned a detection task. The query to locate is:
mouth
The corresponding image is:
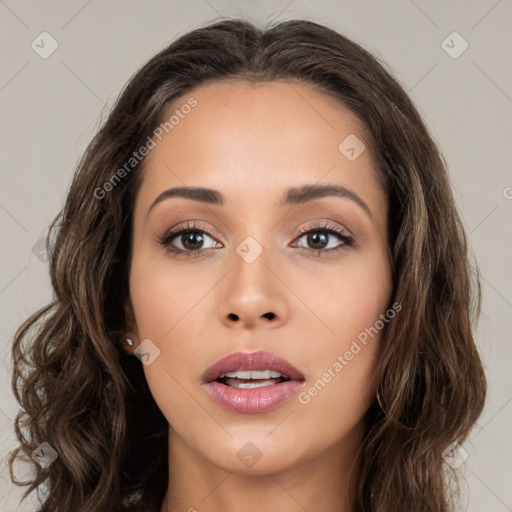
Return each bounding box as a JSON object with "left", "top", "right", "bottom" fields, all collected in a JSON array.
[
  {"left": 202, "top": 351, "right": 305, "bottom": 414},
  {"left": 216, "top": 369, "right": 291, "bottom": 389}
]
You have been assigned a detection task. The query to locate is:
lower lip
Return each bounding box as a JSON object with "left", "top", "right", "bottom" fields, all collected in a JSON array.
[{"left": 204, "top": 380, "right": 304, "bottom": 413}]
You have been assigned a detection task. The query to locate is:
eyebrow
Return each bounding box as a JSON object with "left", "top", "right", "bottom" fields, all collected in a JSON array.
[{"left": 146, "top": 184, "right": 372, "bottom": 219}]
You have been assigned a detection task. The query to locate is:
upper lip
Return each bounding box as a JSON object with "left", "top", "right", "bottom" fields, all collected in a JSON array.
[{"left": 202, "top": 351, "right": 305, "bottom": 383}]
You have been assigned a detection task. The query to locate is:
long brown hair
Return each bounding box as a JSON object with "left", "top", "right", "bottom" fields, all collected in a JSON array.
[{"left": 8, "top": 17, "right": 486, "bottom": 511}]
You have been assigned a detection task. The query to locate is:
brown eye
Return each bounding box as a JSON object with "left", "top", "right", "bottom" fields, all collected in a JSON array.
[
  {"left": 159, "top": 222, "right": 221, "bottom": 255},
  {"left": 294, "top": 223, "right": 353, "bottom": 253}
]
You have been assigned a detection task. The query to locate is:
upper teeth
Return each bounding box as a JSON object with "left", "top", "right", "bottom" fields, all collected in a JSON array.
[{"left": 219, "top": 370, "right": 284, "bottom": 379}]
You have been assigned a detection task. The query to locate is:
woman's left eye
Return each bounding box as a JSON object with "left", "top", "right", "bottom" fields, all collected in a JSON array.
[
  {"left": 293, "top": 225, "right": 354, "bottom": 253},
  {"left": 158, "top": 221, "right": 353, "bottom": 256}
]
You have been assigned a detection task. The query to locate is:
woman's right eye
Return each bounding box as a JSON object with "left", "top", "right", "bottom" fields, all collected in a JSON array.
[{"left": 159, "top": 224, "right": 220, "bottom": 255}]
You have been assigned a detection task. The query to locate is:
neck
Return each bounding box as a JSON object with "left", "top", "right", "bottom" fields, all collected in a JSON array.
[{"left": 159, "top": 424, "right": 363, "bottom": 512}]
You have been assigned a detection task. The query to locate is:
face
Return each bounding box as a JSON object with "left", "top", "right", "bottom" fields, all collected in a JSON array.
[{"left": 126, "top": 79, "right": 392, "bottom": 475}]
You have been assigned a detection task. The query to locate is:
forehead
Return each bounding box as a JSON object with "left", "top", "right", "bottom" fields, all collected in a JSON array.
[
  {"left": 163, "top": 78, "right": 368, "bottom": 150},
  {"left": 136, "top": 79, "right": 383, "bottom": 213}
]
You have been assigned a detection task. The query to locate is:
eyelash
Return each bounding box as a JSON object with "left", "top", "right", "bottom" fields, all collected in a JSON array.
[{"left": 158, "top": 220, "right": 354, "bottom": 257}]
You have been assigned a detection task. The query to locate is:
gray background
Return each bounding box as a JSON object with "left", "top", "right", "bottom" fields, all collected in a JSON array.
[{"left": 1, "top": 0, "right": 511, "bottom": 510}]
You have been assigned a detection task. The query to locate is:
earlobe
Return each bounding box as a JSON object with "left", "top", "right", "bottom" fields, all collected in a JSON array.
[
  {"left": 122, "top": 297, "right": 139, "bottom": 355},
  {"left": 121, "top": 336, "right": 137, "bottom": 355}
]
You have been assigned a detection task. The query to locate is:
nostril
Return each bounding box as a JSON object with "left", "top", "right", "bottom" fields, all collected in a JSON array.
[
  {"left": 262, "top": 312, "right": 275, "bottom": 320},
  {"left": 228, "top": 313, "right": 239, "bottom": 321}
]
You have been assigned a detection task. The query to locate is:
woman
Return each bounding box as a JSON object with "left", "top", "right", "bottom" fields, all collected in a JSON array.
[{"left": 9, "top": 17, "right": 486, "bottom": 512}]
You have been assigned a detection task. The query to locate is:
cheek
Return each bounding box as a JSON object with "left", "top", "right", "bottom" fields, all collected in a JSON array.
[
  {"left": 297, "top": 246, "right": 392, "bottom": 344},
  {"left": 128, "top": 255, "right": 204, "bottom": 339},
  {"left": 128, "top": 258, "right": 211, "bottom": 423},
  {"left": 295, "top": 288, "right": 390, "bottom": 443},
  {"left": 299, "top": 334, "right": 382, "bottom": 411},
  {"left": 294, "top": 251, "right": 391, "bottom": 408}
]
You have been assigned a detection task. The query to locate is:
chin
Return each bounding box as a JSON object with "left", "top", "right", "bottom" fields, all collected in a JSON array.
[{"left": 198, "top": 432, "right": 308, "bottom": 475}]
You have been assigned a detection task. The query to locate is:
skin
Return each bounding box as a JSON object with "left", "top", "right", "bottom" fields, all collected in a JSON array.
[{"left": 123, "top": 79, "right": 392, "bottom": 512}]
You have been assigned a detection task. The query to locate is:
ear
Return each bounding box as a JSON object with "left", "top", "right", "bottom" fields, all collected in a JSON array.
[{"left": 122, "top": 296, "right": 139, "bottom": 355}]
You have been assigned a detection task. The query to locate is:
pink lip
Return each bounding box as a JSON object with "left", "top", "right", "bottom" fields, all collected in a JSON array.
[
  {"left": 202, "top": 351, "right": 305, "bottom": 383},
  {"left": 202, "top": 351, "right": 305, "bottom": 414}
]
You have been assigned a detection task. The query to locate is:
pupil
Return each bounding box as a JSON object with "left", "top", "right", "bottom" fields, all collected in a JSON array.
[
  {"left": 308, "top": 232, "right": 327, "bottom": 249},
  {"left": 183, "top": 231, "right": 203, "bottom": 250}
]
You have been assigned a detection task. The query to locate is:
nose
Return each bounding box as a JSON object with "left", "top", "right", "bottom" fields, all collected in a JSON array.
[{"left": 219, "top": 245, "right": 288, "bottom": 330}]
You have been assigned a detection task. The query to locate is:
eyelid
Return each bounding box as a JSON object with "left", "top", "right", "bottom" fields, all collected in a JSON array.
[
  {"left": 294, "top": 220, "right": 353, "bottom": 238},
  {"left": 159, "top": 220, "right": 224, "bottom": 243}
]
